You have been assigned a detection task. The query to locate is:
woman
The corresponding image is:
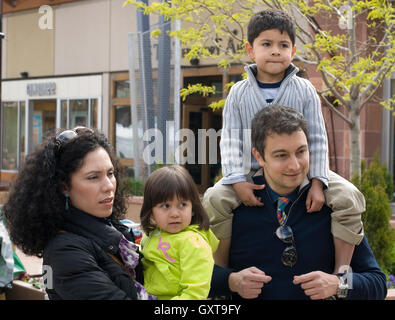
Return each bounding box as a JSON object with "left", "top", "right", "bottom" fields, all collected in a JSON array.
[{"left": 4, "top": 127, "right": 153, "bottom": 300}]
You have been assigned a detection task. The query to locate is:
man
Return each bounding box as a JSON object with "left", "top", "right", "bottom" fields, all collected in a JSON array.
[{"left": 209, "top": 105, "right": 387, "bottom": 300}]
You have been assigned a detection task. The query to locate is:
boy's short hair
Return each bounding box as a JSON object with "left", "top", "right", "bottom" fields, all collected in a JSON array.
[
  {"left": 248, "top": 9, "right": 296, "bottom": 46},
  {"left": 251, "top": 104, "right": 308, "bottom": 159}
]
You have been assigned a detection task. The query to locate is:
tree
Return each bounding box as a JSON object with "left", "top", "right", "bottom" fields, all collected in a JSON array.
[{"left": 124, "top": 0, "right": 395, "bottom": 177}]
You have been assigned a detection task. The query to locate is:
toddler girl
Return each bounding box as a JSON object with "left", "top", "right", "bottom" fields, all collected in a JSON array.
[{"left": 140, "top": 165, "right": 219, "bottom": 300}]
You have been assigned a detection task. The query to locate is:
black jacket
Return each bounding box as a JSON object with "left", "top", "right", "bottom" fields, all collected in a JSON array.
[{"left": 43, "top": 207, "right": 143, "bottom": 300}]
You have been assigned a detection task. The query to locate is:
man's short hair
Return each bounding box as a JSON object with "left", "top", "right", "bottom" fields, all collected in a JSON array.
[
  {"left": 251, "top": 104, "right": 308, "bottom": 159},
  {"left": 247, "top": 9, "right": 296, "bottom": 46}
]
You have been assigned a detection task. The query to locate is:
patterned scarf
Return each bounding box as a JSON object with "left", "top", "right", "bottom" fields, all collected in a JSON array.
[{"left": 118, "top": 235, "right": 156, "bottom": 300}]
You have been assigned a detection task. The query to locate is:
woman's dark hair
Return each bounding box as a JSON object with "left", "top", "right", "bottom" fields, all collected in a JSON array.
[
  {"left": 3, "top": 128, "right": 127, "bottom": 257},
  {"left": 140, "top": 165, "right": 209, "bottom": 235},
  {"left": 248, "top": 9, "right": 296, "bottom": 46}
]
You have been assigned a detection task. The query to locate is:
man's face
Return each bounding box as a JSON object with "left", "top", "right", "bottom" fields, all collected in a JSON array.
[
  {"left": 245, "top": 28, "right": 296, "bottom": 83},
  {"left": 253, "top": 129, "right": 309, "bottom": 195}
]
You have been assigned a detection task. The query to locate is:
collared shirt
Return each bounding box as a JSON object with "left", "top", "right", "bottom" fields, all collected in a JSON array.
[
  {"left": 256, "top": 79, "right": 283, "bottom": 103},
  {"left": 265, "top": 183, "right": 299, "bottom": 208}
]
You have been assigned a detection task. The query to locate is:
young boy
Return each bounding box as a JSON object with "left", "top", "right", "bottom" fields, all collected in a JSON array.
[{"left": 203, "top": 9, "right": 365, "bottom": 273}]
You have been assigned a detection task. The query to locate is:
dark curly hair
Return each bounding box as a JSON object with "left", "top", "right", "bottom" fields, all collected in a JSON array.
[{"left": 3, "top": 128, "right": 127, "bottom": 257}]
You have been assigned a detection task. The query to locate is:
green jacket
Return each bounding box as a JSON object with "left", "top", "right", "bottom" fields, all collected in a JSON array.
[{"left": 141, "top": 225, "right": 219, "bottom": 300}]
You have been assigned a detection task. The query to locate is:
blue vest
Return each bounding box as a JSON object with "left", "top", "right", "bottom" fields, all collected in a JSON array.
[{"left": 229, "top": 175, "right": 334, "bottom": 300}]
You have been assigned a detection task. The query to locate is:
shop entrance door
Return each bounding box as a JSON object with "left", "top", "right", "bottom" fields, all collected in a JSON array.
[
  {"left": 182, "top": 104, "right": 222, "bottom": 193},
  {"left": 28, "top": 99, "right": 57, "bottom": 152}
]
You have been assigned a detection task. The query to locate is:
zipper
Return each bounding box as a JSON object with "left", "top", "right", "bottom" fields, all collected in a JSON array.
[
  {"left": 272, "top": 66, "right": 298, "bottom": 104},
  {"left": 284, "top": 183, "right": 310, "bottom": 226}
]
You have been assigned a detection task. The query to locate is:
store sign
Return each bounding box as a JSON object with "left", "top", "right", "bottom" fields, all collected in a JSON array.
[{"left": 27, "top": 82, "right": 56, "bottom": 96}]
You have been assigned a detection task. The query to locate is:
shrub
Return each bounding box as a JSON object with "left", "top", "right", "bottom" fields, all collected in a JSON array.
[
  {"left": 351, "top": 153, "right": 395, "bottom": 273},
  {"left": 124, "top": 177, "right": 145, "bottom": 197}
]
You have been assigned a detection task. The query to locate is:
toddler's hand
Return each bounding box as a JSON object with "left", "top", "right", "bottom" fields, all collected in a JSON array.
[
  {"left": 306, "top": 178, "right": 325, "bottom": 213},
  {"left": 233, "top": 182, "right": 265, "bottom": 206}
]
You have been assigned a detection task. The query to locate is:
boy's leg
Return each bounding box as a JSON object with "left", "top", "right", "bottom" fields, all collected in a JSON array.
[
  {"left": 203, "top": 171, "right": 256, "bottom": 239},
  {"left": 203, "top": 180, "right": 240, "bottom": 240},
  {"left": 325, "top": 170, "right": 365, "bottom": 273}
]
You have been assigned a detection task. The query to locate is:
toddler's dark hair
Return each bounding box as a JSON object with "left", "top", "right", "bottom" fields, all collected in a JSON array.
[{"left": 140, "top": 165, "right": 210, "bottom": 235}]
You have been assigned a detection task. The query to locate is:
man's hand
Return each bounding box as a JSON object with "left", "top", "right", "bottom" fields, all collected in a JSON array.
[
  {"left": 293, "top": 271, "right": 338, "bottom": 300},
  {"left": 233, "top": 182, "right": 265, "bottom": 206},
  {"left": 306, "top": 178, "right": 325, "bottom": 213},
  {"left": 228, "top": 267, "right": 272, "bottom": 299}
]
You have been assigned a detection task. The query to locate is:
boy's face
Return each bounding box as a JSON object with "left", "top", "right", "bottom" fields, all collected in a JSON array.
[
  {"left": 245, "top": 29, "right": 296, "bottom": 83},
  {"left": 252, "top": 129, "right": 309, "bottom": 196}
]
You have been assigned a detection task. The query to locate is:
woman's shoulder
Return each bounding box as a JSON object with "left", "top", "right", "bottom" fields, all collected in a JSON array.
[{"left": 45, "top": 231, "right": 95, "bottom": 256}]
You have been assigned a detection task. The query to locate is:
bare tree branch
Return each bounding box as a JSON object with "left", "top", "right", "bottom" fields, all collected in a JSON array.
[{"left": 318, "top": 92, "right": 353, "bottom": 125}]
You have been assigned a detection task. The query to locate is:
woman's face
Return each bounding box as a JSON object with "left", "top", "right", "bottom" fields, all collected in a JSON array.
[{"left": 66, "top": 147, "right": 117, "bottom": 218}]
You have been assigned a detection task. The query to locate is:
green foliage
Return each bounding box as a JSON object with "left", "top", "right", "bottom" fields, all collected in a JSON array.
[
  {"left": 124, "top": 177, "right": 145, "bottom": 197},
  {"left": 180, "top": 84, "right": 216, "bottom": 101},
  {"left": 124, "top": 0, "right": 395, "bottom": 108},
  {"left": 351, "top": 154, "right": 395, "bottom": 272},
  {"left": 124, "top": 0, "right": 395, "bottom": 175}
]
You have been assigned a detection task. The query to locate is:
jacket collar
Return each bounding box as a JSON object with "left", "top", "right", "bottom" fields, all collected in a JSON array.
[
  {"left": 63, "top": 206, "right": 125, "bottom": 254},
  {"left": 245, "top": 63, "right": 298, "bottom": 86}
]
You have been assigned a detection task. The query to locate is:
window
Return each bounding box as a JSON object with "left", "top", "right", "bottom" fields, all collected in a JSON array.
[
  {"left": 70, "top": 99, "right": 88, "bottom": 127},
  {"left": 115, "top": 105, "right": 133, "bottom": 159},
  {"left": 1, "top": 101, "right": 25, "bottom": 170},
  {"left": 32, "top": 99, "right": 56, "bottom": 151},
  {"left": 60, "top": 98, "right": 99, "bottom": 129},
  {"left": 115, "top": 81, "right": 130, "bottom": 98}
]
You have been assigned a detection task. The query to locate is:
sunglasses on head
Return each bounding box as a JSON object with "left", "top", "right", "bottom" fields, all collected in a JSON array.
[
  {"left": 55, "top": 126, "right": 94, "bottom": 146},
  {"left": 275, "top": 225, "right": 297, "bottom": 267}
]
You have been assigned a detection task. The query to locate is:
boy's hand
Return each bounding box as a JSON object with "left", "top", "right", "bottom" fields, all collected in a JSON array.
[
  {"left": 306, "top": 178, "right": 325, "bottom": 213},
  {"left": 233, "top": 181, "right": 265, "bottom": 206}
]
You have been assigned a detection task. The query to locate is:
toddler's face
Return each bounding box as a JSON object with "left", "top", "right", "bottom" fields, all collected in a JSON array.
[
  {"left": 245, "top": 28, "right": 296, "bottom": 83},
  {"left": 151, "top": 195, "right": 193, "bottom": 233}
]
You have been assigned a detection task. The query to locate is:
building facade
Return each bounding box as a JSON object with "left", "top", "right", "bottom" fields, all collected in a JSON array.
[{"left": 0, "top": 0, "right": 394, "bottom": 193}]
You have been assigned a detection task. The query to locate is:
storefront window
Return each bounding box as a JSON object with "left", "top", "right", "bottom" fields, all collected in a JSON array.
[
  {"left": 91, "top": 99, "right": 98, "bottom": 129},
  {"left": 115, "top": 81, "right": 130, "bottom": 98},
  {"left": 70, "top": 99, "right": 89, "bottom": 128},
  {"left": 115, "top": 105, "right": 133, "bottom": 159},
  {"left": 20, "top": 102, "right": 26, "bottom": 166},
  {"left": 61, "top": 100, "right": 68, "bottom": 128},
  {"left": 32, "top": 100, "right": 56, "bottom": 151},
  {"left": 60, "top": 99, "right": 98, "bottom": 129},
  {"left": 1, "top": 102, "right": 18, "bottom": 170}
]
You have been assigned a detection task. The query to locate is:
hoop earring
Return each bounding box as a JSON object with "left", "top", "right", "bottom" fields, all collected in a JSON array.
[{"left": 65, "top": 193, "right": 70, "bottom": 211}]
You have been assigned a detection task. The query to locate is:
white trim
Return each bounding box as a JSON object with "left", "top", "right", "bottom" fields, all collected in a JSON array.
[{"left": 1, "top": 75, "right": 102, "bottom": 101}]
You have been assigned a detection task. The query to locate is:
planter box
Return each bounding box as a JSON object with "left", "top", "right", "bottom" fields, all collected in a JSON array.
[
  {"left": 125, "top": 196, "right": 143, "bottom": 223},
  {"left": 5, "top": 280, "right": 45, "bottom": 300}
]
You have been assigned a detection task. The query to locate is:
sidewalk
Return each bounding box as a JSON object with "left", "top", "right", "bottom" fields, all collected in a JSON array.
[{"left": 15, "top": 247, "right": 43, "bottom": 275}]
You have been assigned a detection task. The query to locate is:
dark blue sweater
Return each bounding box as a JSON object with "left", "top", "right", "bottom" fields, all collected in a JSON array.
[{"left": 210, "top": 175, "right": 387, "bottom": 300}]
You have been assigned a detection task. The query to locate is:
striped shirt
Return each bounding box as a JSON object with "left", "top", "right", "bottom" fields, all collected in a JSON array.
[{"left": 220, "top": 63, "right": 329, "bottom": 186}]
